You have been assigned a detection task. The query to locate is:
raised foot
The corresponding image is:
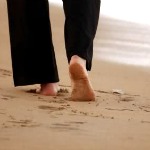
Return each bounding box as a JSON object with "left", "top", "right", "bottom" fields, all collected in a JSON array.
[{"left": 69, "top": 60, "right": 95, "bottom": 101}]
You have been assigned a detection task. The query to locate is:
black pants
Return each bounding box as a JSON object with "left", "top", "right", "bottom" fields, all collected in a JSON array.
[{"left": 6, "top": 0, "right": 100, "bottom": 86}]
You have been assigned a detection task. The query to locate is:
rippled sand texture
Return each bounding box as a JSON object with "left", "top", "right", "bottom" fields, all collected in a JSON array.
[{"left": 0, "top": 1, "right": 150, "bottom": 150}]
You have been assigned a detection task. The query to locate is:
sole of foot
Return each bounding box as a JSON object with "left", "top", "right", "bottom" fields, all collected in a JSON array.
[{"left": 69, "top": 60, "right": 95, "bottom": 101}]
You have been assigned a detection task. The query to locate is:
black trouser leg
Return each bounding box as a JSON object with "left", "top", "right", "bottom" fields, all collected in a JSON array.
[
  {"left": 63, "top": 0, "right": 101, "bottom": 70},
  {"left": 6, "top": 0, "right": 59, "bottom": 86}
]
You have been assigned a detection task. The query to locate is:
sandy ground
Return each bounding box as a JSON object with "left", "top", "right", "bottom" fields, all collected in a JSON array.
[{"left": 0, "top": 1, "right": 150, "bottom": 150}]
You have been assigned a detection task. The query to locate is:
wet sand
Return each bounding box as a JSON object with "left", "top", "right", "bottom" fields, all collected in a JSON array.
[{"left": 0, "top": 1, "right": 150, "bottom": 150}]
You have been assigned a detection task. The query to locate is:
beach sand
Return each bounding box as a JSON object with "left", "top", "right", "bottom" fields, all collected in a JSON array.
[{"left": 0, "top": 1, "right": 150, "bottom": 150}]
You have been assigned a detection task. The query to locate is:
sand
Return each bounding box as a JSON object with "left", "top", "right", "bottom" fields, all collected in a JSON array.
[{"left": 0, "top": 1, "right": 150, "bottom": 150}]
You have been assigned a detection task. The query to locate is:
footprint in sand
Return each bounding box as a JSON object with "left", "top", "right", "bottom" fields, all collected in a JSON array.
[
  {"left": 50, "top": 123, "right": 81, "bottom": 131},
  {"left": 1, "top": 94, "right": 17, "bottom": 101},
  {"left": 7, "top": 119, "right": 41, "bottom": 128},
  {"left": 0, "top": 68, "right": 12, "bottom": 77},
  {"left": 38, "top": 105, "right": 65, "bottom": 112}
]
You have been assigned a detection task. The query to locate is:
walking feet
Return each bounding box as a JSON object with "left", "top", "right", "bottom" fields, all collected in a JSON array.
[
  {"left": 40, "top": 55, "right": 95, "bottom": 101},
  {"left": 69, "top": 55, "right": 95, "bottom": 101}
]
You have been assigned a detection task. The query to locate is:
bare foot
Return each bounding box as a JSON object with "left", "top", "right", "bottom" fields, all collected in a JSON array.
[
  {"left": 69, "top": 55, "right": 95, "bottom": 101},
  {"left": 40, "top": 83, "right": 59, "bottom": 96}
]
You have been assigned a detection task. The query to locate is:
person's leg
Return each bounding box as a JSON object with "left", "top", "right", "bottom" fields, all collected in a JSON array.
[
  {"left": 63, "top": 0, "right": 100, "bottom": 70},
  {"left": 6, "top": 0, "right": 59, "bottom": 95},
  {"left": 63, "top": 0, "right": 101, "bottom": 101}
]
